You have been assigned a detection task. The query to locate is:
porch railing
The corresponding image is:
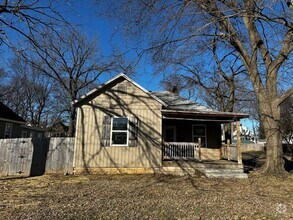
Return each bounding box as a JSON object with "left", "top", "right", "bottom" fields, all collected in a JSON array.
[
  {"left": 162, "top": 142, "right": 201, "bottom": 160},
  {"left": 221, "top": 140, "right": 242, "bottom": 164}
]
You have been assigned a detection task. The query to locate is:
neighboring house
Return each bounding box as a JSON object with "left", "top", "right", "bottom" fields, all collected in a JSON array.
[
  {"left": 73, "top": 73, "right": 249, "bottom": 174},
  {"left": 0, "top": 102, "right": 45, "bottom": 139},
  {"left": 232, "top": 124, "right": 257, "bottom": 142},
  {"left": 46, "top": 120, "right": 69, "bottom": 137}
]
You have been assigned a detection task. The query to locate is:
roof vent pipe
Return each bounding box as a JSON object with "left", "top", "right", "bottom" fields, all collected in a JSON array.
[{"left": 172, "top": 86, "right": 179, "bottom": 96}]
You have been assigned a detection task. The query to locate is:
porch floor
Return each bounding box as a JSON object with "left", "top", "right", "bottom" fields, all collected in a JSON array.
[
  {"left": 163, "top": 159, "right": 241, "bottom": 167},
  {"left": 159, "top": 159, "right": 247, "bottom": 178}
]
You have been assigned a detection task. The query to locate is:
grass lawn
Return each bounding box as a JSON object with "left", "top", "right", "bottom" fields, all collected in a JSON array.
[{"left": 0, "top": 174, "right": 292, "bottom": 219}]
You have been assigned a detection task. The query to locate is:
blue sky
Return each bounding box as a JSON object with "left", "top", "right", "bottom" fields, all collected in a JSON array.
[
  {"left": 62, "top": 1, "right": 257, "bottom": 131},
  {"left": 64, "top": 1, "right": 164, "bottom": 91},
  {"left": 1, "top": 1, "right": 256, "bottom": 131}
]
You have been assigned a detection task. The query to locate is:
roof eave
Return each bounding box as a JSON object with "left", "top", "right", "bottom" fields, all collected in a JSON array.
[
  {"left": 161, "top": 109, "right": 249, "bottom": 119},
  {"left": 0, "top": 117, "right": 27, "bottom": 124},
  {"left": 73, "top": 73, "right": 167, "bottom": 107}
]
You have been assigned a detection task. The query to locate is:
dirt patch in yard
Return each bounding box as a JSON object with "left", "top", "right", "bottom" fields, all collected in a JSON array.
[{"left": 0, "top": 174, "right": 292, "bottom": 219}]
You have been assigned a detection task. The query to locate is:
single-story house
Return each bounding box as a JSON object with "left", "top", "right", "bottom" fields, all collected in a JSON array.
[
  {"left": 73, "top": 73, "right": 249, "bottom": 174},
  {"left": 0, "top": 102, "right": 45, "bottom": 139}
]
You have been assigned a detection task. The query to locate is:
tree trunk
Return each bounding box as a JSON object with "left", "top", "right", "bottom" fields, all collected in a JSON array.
[
  {"left": 68, "top": 105, "right": 76, "bottom": 137},
  {"left": 259, "top": 99, "right": 286, "bottom": 174}
]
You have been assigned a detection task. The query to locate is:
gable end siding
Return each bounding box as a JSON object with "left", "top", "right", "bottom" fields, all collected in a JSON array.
[{"left": 74, "top": 79, "right": 162, "bottom": 169}]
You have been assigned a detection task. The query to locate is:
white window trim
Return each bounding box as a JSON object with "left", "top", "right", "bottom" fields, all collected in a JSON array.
[
  {"left": 192, "top": 124, "right": 207, "bottom": 147},
  {"left": 4, "top": 123, "right": 13, "bottom": 138},
  {"left": 110, "top": 117, "right": 129, "bottom": 146}
]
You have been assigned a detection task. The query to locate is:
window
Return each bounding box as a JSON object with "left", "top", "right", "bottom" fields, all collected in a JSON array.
[
  {"left": 21, "top": 131, "right": 27, "bottom": 138},
  {"left": 111, "top": 117, "right": 129, "bottom": 146},
  {"left": 101, "top": 115, "right": 138, "bottom": 147},
  {"left": 192, "top": 125, "right": 207, "bottom": 147},
  {"left": 4, "top": 123, "right": 13, "bottom": 138}
]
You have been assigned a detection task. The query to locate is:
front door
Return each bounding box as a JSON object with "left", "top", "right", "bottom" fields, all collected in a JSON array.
[{"left": 163, "top": 126, "right": 176, "bottom": 142}]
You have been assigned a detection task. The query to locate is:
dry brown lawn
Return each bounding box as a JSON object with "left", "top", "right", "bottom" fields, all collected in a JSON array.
[{"left": 0, "top": 174, "right": 292, "bottom": 219}]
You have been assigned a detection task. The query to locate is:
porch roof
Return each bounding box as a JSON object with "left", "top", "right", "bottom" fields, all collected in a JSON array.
[
  {"left": 161, "top": 109, "right": 249, "bottom": 121},
  {"left": 151, "top": 91, "right": 249, "bottom": 121}
]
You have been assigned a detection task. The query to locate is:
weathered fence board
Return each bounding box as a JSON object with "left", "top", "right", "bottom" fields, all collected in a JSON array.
[
  {"left": 0, "top": 138, "right": 33, "bottom": 176},
  {"left": 45, "top": 138, "right": 75, "bottom": 174},
  {"left": 0, "top": 137, "right": 75, "bottom": 177}
]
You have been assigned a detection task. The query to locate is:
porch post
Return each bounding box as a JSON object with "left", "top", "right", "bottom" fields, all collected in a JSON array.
[
  {"left": 198, "top": 138, "right": 202, "bottom": 161},
  {"left": 236, "top": 119, "right": 242, "bottom": 164},
  {"left": 227, "top": 139, "right": 230, "bottom": 161}
]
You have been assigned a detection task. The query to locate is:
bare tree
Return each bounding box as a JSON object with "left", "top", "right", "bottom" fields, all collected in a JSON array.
[
  {"left": 0, "top": 0, "right": 69, "bottom": 50},
  {"left": 22, "top": 29, "right": 122, "bottom": 136},
  {"left": 99, "top": 0, "right": 293, "bottom": 174},
  {"left": 2, "top": 56, "right": 55, "bottom": 127}
]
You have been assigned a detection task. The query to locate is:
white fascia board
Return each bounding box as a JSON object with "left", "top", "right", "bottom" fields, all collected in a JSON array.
[{"left": 74, "top": 73, "right": 167, "bottom": 106}]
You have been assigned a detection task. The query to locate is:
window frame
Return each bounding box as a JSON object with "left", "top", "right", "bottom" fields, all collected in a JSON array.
[
  {"left": 4, "top": 123, "right": 13, "bottom": 138},
  {"left": 110, "top": 117, "right": 129, "bottom": 146},
  {"left": 192, "top": 124, "right": 207, "bottom": 147}
]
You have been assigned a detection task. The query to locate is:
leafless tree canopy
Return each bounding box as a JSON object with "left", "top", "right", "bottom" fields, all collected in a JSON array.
[{"left": 0, "top": 0, "right": 70, "bottom": 50}]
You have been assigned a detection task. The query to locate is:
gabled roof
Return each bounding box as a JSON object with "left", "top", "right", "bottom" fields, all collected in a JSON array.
[
  {"left": 74, "top": 73, "right": 249, "bottom": 119},
  {"left": 74, "top": 73, "right": 166, "bottom": 106},
  {"left": 0, "top": 102, "right": 26, "bottom": 123}
]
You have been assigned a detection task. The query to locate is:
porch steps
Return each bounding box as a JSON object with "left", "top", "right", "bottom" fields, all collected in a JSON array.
[
  {"left": 204, "top": 167, "right": 248, "bottom": 178},
  {"left": 156, "top": 166, "right": 204, "bottom": 176},
  {"left": 159, "top": 160, "right": 248, "bottom": 178}
]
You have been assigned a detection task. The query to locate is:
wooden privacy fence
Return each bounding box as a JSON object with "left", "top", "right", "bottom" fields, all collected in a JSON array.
[
  {"left": 45, "top": 138, "right": 75, "bottom": 175},
  {"left": 0, "top": 137, "right": 75, "bottom": 177},
  {"left": 0, "top": 138, "right": 33, "bottom": 176}
]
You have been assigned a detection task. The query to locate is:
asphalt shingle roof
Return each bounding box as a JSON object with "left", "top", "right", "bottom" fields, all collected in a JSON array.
[
  {"left": 151, "top": 91, "right": 217, "bottom": 113},
  {"left": 0, "top": 102, "right": 26, "bottom": 122}
]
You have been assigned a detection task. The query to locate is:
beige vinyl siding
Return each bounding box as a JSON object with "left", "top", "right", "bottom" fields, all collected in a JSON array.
[{"left": 74, "top": 79, "right": 162, "bottom": 169}]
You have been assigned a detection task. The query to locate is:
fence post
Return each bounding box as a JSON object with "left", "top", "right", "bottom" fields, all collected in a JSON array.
[
  {"left": 198, "top": 138, "right": 202, "bottom": 161},
  {"left": 227, "top": 139, "right": 230, "bottom": 161}
]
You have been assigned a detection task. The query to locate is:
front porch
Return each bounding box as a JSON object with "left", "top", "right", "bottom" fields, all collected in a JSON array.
[
  {"left": 162, "top": 140, "right": 242, "bottom": 164},
  {"left": 160, "top": 139, "right": 246, "bottom": 178}
]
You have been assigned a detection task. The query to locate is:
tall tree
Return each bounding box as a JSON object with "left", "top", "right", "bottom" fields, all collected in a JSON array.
[
  {"left": 23, "top": 29, "right": 123, "bottom": 136},
  {"left": 100, "top": 0, "right": 293, "bottom": 174},
  {"left": 2, "top": 56, "right": 54, "bottom": 127}
]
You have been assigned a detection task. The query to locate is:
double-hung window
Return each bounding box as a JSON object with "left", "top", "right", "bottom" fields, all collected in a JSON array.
[
  {"left": 111, "top": 117, "right": 129, "bottom": 146},
  {"left": 192, "top": 124, "right": 207, "bottom": 147},
  {"left": 4, "top": 123, "right": 13, "bottom": 138}
]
